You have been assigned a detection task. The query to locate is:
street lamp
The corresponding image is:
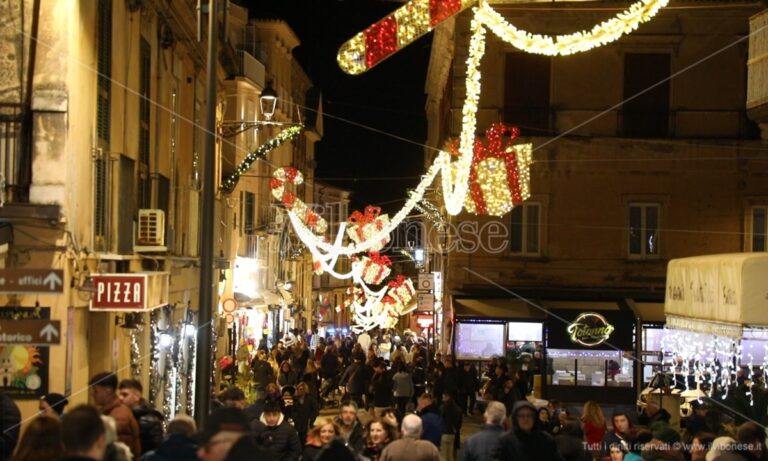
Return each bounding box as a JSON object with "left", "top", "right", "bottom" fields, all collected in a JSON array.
[
  {"left": 260, "top": 83, "right": 277, "bottom": 121},
  {"left": 217, "top": 84, "right": 280, "bottom": 138}
]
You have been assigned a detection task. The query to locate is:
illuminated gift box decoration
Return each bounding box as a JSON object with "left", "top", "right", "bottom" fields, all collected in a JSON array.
[
  {"left": 346, "top": 206, "right": 391, "bottom": 251},
  {"left": 387, "top": 275, "right": 416, "bottom": 306},
  {"left": 360, "top": 252, "right": 392, "bottom": 285},
  {"left": 462, "top": 123, "right": 532, "bottom": 217}
]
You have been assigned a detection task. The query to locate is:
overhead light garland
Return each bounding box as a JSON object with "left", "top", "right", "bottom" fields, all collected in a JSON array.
[
  {"left": 220, "top": 125, "right": 303, "bottom": 193},
  {"left": 475, "top": 0, "right": 668, "bottom": 56},
  {"left": 413, "top": 197, "right": 447, "bottom": 229}
]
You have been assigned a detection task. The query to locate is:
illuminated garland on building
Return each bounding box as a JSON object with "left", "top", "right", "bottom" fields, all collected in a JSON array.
[
  {"left": 476, "top": 0, "right": 669, "bottom": 56},
  {"left": 220, "top": 125, "right": 304, "bottom": 193}
]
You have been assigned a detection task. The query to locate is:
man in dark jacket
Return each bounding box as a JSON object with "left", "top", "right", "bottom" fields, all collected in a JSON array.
[
  {"left": 118, "top": 378, "right": 165, "bottom": 455},
  {"left": 291, "top": 382, "right": 319, "bottom": 444},
  {"left": 599, "top": 410, "right": 631, "bottom": 459},
  {"left": 142, "top": 415, "right": 198, "bottom": 461},
  {"left": 440, "top": 393, "right": 463, "bottom": 460},
  {"left": 460, "top": 401, "right": 506, "bottom": 461},
  {"left": 335, "top": 401, "right": 365, "bottom": 454},
  {"left": 458, "top": 362, "right": 479, "bottom": 416},
  {"left": 496, "top": 400, "right": 564, "bottom": 461},
  {"left": 416, "top": 393, "right": 443, "bottom": 448},
  {"left": 320, "top": 345, "right": 340, "bottom": 398},
  {"left": 252, "top": 349, "right": 275, "bottom": 395},
  {"left": 340, "top": 354, "right": 371, "bottom": 408},
  {"left": 0, "top": 390, "right": 21, "bottom": 460},
  {"left": 251, "top": 400, "right": 302, "bottom": 461}
]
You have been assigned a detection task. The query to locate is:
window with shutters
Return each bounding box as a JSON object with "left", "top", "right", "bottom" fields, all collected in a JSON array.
[
  {"left": 243, "top": 191, "right": 255, "bottom": 234},
  {"left": 504, "top": 53, "right": 551, "bottom": 134},
  {"left": 138, "top": 37, "right": 151, "bottom": 209},
  {"left": 750, "top": 206, "right": 768, "bottom": 252},
  {"left": 622, "top": 53, "right": 670, "bottom": 137},
  {"left": 93, "top": 0, "right": 112, "bottom": 251}
]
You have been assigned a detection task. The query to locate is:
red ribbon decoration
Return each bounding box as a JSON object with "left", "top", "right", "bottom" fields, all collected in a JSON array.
[
  {"left": 387, "top": 274, "right": 406, "bottom": 288},
  {"left": 348, "top": 205, "right": 383, "bottom": 225},
  {"left": 368, "top": 251, "right": 392, "bottom": 267}
]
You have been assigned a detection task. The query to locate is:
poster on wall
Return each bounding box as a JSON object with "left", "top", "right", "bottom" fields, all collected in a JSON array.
[
  {"left": 0, "top": 307, "right": 51, "bottom": 399},
  {"left": 455, "top": 321, "right": 505, "bottom": 360}
]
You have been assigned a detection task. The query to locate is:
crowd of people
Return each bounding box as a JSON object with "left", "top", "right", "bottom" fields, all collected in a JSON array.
[{"left": 2, "top": 330, "right": 768, "bottom": 461}]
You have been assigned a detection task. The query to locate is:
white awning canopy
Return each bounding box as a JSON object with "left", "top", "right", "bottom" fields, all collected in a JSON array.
[{"left": 665, "top": 253, "right": 768, "bottom": 336}]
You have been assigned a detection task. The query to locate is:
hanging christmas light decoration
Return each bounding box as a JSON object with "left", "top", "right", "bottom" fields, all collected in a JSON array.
[
  {"left": 448, "top": 123, "right": 533, "bottom": 216},
  {"left": 476, "top": 0, "right": 669, "bottom": 57},
  {"left": 339, "top": 0, "right": 668, "bottom": 73},
  {"left": 337, "top": 0, "right": 476, "bottom": 74},
  {"left": 413, "top": 197, "right": 447, "bottom": 229},
  {"left": 220, "top": 125, "right": 303, "bottom": 193},
  {"left": 270, "top": 167, "right": 328, "bottom": 234}
]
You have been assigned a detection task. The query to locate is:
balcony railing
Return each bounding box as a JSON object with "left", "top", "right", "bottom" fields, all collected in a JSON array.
[
  {"left": 235, "top": 50, "right": 265, "bottom": 88},
  {"left": 0, "top": 103, "right": 30, "bottom": 204}
]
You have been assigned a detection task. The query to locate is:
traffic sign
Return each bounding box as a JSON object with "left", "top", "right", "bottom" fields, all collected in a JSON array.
[
  {"left": 417, "top": 273, "right": 434, "bottom": 291},
  {"left": 0, "top": 269, "right": 64, "bottom": 294},
  {"left": 417, "top": 293, "right": 434, "bottom": 312},
  {"left": 0, "top": 319, "right": 61, "bottom": 345}
]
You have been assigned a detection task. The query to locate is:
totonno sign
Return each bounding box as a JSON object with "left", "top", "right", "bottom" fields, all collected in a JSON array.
[{"left": 567, "top": 312, "right": 615, "bottom": 347}]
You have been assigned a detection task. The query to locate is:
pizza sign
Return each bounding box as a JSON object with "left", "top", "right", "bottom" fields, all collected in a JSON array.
[{"left": 567, "top": 313, "right": 615, "bottom": 347}]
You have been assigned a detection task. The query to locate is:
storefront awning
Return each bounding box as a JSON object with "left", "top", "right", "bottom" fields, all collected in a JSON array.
[
  {"left": 665, "top": 253, "right": 768, "bottom": 329},
  {"left": 453, "top": 298, "right": 546, "bottom": 319}
]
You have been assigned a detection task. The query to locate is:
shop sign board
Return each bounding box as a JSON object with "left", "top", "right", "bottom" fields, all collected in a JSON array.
[
  {"left": 0, "top": 319, "right": 61, "bottom": 345},
  {"left": 0, "top": 307, "right": 51, "bottom": 399},
  {"left": 567, "top": 312, "right": 615, "bottom": 347},
  {"left": 90, "top": 273, "right": 169, "bottom": 312},
  {"left": 0, "top": 269, "right": 64, "bottom": 294}
]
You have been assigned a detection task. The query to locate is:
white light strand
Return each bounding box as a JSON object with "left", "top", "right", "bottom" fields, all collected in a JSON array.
[
  {"left": 286, "top": 12, "right": 490, "bottom": 254},
  {"left": 747, "top": 352, "right": 754, "bottom": 407},
  {"left": 476, "top": 0, "right": 669, "bottom": 57},
  {"left": 442, "top": 11, "right": 486, "bottom": 215}
]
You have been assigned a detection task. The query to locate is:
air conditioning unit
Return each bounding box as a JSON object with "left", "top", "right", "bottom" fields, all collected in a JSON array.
[{"left": 134, "top": 209, "right": 167, "bottom": 252}]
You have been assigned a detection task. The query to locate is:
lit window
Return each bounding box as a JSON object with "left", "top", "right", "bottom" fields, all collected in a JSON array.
[
  {"left": 510, "top": 203, "right": 541, "bottom": 256},
  {"left": 628, "top": 203, "right": 660, "bottom": 258}
]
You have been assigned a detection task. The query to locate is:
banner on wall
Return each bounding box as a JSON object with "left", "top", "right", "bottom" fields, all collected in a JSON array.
[{"left": 0, "top": 307, "right": 51, "bottom": 399}]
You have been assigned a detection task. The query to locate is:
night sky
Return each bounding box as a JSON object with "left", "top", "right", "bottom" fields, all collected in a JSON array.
[{"left": 238, "top": 0, "right": 432, "bottom": 214}]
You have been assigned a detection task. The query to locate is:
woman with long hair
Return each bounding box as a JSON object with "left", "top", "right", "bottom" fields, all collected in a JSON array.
[
  {"left": 360, "top": 418, "right": 399, "bottom": 461},
  {"left": 11, "top": 416, "right": 63, "bottom": 461},
  {"left": 304, "top": 419, "right": 341, "bottom": 461},
  {"left": 581, "top": 401, "right": 607, "bottom": 459},
  {"left": 278, "top": 360, "right": 298, "bottom": 387}
]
